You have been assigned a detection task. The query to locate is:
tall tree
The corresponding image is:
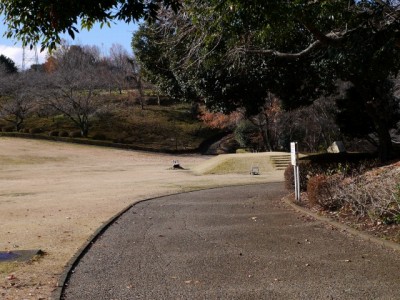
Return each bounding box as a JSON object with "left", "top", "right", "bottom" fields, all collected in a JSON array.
[
  {"left": 133, "top": 0, "right": 400, "bottom": 161},
  {"left": 132, "top": 21, "right": 198, "bottom": 102},
  {"left": 214, "top": 0, "right": 400, "bottom": 161},
  {"left": 107, "top": 43, "right": 134, "bottom": 94}
]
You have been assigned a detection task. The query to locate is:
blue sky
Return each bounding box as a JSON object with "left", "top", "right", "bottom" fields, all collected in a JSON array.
[{"left": 0, "top": 19, "right": 138, "bottom": 69}]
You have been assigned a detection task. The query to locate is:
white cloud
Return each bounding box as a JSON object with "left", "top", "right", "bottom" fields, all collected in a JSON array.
[{"left": 0, "top": 44, "right": 47, "bottom": 70}]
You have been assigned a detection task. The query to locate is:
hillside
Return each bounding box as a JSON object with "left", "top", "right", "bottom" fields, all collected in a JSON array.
[{"left": 0, "top": 94, "right": 221, "bottom": 153}]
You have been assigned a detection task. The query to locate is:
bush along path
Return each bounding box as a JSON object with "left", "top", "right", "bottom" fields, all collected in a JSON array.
[{"left": 285, "top": 154, "right": 400, "bottom": 244}]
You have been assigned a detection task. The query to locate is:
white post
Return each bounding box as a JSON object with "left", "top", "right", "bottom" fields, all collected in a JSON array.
[
  {"left": 295, "top": 165, "right": 300, "bottom": 201},
  {"left": 290, "top": 142, "right": 300, "bottom": 202}
]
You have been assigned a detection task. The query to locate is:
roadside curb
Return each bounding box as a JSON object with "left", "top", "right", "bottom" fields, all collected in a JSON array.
[
  {"left": 282, "top": 195, "right": 400, "bottom": 252},
  {"left": 52, "top": 198, "right": 140, "bottom": 300}
]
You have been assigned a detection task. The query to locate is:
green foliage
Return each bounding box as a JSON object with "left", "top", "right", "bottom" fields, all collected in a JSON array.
[
  {"left": 49, "top": 130, "right": 59, "bottom": 137},
  {"left": 92, "top": 133, "right": 107, "bottom": 140},
  {"left": 59, "top": 131, "right": 69, "bottom": 137},
  {"left": 132, "top": 23, "right": 197, "bottom": 102},
  {"left": 132, "top": 0, "right": 400, "bottom": 161},
  {"left": 1, "top": 125, "right": 15, "bottom": 132},
  {"left": 69, "top": 131, "right": 81, "bottom": 138},
  {"left": 29, "top": 128, "right": 42, "bottom": 134},
  {"left": 302, "top": 152, "right": 376, "bottom": 165},
  {"left": 233, "top": 120, "right": 258, "bottom": 148},
  {"left": 0, "top": 54, "right": 18, "bottom": 73},
  {"left": 132, "top": 2, "right": 331, "bottom": 114},
  {"left": 336, "top": 85, "right": 376, "bottom": 139},
  {"left": 0, "top": 0, "right": 181, "bottom": 50}
]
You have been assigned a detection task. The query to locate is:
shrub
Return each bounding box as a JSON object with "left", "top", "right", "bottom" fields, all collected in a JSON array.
[
  {"left": 146, "top": 97, "right": 159, "bottom": 105},
  {"left": 284, "top": 163, "right": 309, "bottom": 191},
  {"left": 234, "top": 120, "right": 259, "bottom": 149},
  {"left": 307, "top": 174, "right": 343, "bottom": 210},
  {"left": 113, "top": 138, "right": 126, "bottom": 144},
  {"left": 69, "top": 131, "right": 81, "bottom": 138},
  {"left": 29, "top": 128, "right": 42, "bottom": 134},
  {"left": 335, "top": 166, "right": 400, "bottom": 222},
  {"left": 236, "top": 148, "right": 249, "bottom": 154},
  {"left": 92, "top": 133, "right": 107, "bottom": 140},
  {"left": 284, "top": 153, "right": 378, "bottom": 192},
  {"left": 301, "top": 163, "right": 400, "bottom": 222},
  {"left": 2, "top": 126, "right": 15, "bottom": 132},
  {"left": 59, "top": 131, "right": 69, "bottom": 137},
  {"left": 302, "top": 153, "right": 378, "bottom": 176},
  {"left": 49, "top": 130, "right": 59, "bottom": 137}
]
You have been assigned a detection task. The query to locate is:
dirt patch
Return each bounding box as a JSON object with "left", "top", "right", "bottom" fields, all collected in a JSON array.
[{"left": 0, "top": 137, "right": 284, "bottom": 300}]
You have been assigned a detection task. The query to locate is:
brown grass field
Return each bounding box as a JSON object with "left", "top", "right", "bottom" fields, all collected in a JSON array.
[{"left": 0, "top": 137, "right": 283, "bottom": 299}]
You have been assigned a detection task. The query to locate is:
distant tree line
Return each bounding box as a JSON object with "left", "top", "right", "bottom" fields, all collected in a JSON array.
[
  {"left": 1, "top": 0, "right": 400, "bottom": 160},
  {"left": 0, "top": 43, "right": 143, "bottom": 137}
]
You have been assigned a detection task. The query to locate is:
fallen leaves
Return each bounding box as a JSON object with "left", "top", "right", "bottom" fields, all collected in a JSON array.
[
  {"left": 7, "top": 274, "right": 17, "bottom": 281},
  {"left": 184, "top": 280, "right": 200, "bottom": 285}
]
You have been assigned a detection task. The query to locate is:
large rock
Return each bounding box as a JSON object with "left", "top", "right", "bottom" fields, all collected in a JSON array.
[
  {"left": 203, "top": 134, "right": 239, "bottom": 155},
  {"left": 327, "top": 141, "right": 346, "bottom": 153}
]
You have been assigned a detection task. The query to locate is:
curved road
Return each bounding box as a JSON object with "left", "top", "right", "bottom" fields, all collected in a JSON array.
[{"left": 62, "top": 183, "right": 400, "bottom": 299}]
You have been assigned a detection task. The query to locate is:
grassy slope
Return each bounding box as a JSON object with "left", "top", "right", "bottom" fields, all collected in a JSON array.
[
  {"left": 192, "top": 152, "right": 289, "bottom": 175},
  {"left": 0, "top": 94, "right": 220, "bottom": 152}
]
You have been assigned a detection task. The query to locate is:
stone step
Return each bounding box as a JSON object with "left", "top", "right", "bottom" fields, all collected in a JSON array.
[{"left": 270, "top": 155, "right": 291, "bottom": 170}]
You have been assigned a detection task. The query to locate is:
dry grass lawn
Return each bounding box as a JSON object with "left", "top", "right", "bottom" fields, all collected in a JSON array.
[{"left": 0, "top": 137, "right": 284, "bottom": 300}]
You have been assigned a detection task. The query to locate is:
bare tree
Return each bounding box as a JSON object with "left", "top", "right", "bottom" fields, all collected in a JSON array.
[
  {"left": 0, "top": 71, "right": 35, "bottom": 131},
  {"left": 40, "top": 44, "right": 108, "bottom": 137},
  {"left": 248, "top": 94, "right": 283, "bottom": 151},
  {"left": 106, "top": 43, "right": 135, "bottom": 94},
  {"left": 279, "top": 97, "right": 341, "bottom": 152}
]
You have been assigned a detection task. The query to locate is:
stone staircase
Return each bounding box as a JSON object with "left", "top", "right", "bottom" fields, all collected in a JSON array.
[{"left": 270, "top": 154, "right": 291, "bottom": 170}]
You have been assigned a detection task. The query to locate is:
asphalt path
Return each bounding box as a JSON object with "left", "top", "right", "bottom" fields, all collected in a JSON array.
[{"left": 62, "top": 183, "right": 400, "bottom": 299}]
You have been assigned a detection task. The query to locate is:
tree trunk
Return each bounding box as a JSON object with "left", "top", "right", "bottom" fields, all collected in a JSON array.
[
  {"left": 80, "top": 119, "right": 89, "bottom": 137},
  {"left": 137, "top": 74, "right": 145, "bottom": 110},
  {"left": 259, "top": 124, "right": 272, "bottom": 152},
  {"left": 363, "top": 94, "right": 393, "bottom": 163},
  {"left": 81, "top": 128, "right": 88, "bottom": 137},
  {"left": 353, "top": 80, "right": 394, "bottom": 163},
  {"left": 375, "top": 119, "right": 393, "bottom": 163}
]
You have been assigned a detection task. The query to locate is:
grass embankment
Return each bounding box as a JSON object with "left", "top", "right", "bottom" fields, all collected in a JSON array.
[
  {"left": 192, "top": 152, "right": 289, "bottom": 175},
  {"left": 0, "top": 95, "right": 220, "bottom": 152}
]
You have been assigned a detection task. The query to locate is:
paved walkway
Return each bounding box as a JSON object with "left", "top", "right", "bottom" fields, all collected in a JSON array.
[{"left": 62, "top": 183, "right": 400, "bottom": 299}]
